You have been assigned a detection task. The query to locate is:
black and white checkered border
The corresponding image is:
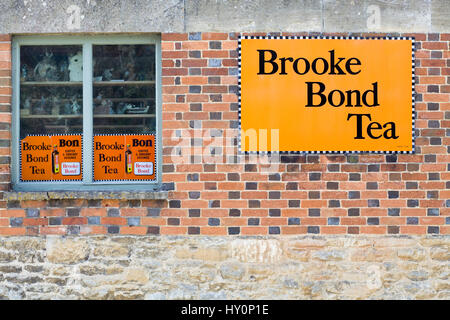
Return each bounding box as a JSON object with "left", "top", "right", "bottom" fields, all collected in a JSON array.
[
  {"left": 19, "top": 134, "right": 83, "bottom": 182},
  {"left": 92, "top": 133, "right": 157, "bottom": 182},
  {"left": 237, "top": 35, "right": 416, "bottom": 155}
]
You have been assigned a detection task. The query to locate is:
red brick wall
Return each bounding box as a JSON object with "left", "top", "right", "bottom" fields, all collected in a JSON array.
[
  {"left": 0, "top": 34, "right": 11, "bottom": 192},
  {"left": 0, "top": 32, "right": 449, "bottom": 236}
]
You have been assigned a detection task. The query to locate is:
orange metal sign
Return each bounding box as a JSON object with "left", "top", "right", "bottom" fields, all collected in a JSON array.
[
  {"left": 21, "top": 135, "right": 82, "bottom": 181},
  {"left": 240, "top": 37, "right": 413, "bottom": 152},
  {"left": 93, "top": 134, "right": 156, "bottom": 181}
]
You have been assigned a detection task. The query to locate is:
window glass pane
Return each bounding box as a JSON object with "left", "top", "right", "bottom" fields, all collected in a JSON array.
[
  {"left": 92, "top": 44, "right": 156, "bottom": 134},
  {"left": 19, "top": 45, "right": 83, "bottom": 139}
]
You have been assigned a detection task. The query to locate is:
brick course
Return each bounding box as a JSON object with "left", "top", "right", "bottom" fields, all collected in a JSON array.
[{"left": 0, "top": 33, "right": 449, "bottom": 236}]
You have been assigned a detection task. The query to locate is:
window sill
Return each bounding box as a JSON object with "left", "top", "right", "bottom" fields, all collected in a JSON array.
[{"left": 3, "top": 191, "right": 169, "bottom": 201}]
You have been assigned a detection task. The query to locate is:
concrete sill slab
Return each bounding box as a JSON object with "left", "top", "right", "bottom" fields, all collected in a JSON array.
[{"left": 3, "top": 191, "right": 169, "bottom": 201}]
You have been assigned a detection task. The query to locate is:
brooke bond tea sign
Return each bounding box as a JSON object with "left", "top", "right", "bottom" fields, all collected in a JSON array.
[
  {"left": 21, "top": 135, "right": 82, "bottom": 181},
  {"left": 93, "top": 134, "right": 156, "bottom": 181},
  {"left": 239, "top": 36, "right": 414, "bottom": 153}
]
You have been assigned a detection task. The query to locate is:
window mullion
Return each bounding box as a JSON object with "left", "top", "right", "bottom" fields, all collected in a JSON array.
[
  {"left": 156, "top": 39, "right": 162, "bottom": 186},
  {"left": 82, "top": 42, "right": 93, "bottom": 184}
]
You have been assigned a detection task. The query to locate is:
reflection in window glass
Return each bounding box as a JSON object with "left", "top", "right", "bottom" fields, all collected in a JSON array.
[
  {"left": 93, "top": 45, "right": 156, "bottom": 134},
  {"left": 19, "top": 45, "right": 83, "bottom": 139}
]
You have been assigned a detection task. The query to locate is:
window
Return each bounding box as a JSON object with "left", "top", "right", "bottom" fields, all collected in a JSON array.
[{"left": 11, "top": 35, "right": 161, "bottom": 191}]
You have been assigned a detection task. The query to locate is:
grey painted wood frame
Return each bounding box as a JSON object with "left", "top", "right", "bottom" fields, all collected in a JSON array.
[{"left": 11, "top": 34, "right": 162, "bottom": 191}]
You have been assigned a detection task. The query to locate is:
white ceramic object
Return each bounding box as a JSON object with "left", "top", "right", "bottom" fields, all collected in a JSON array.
[{"left": 68, "top": 52, "right": 83, "bottom": 82}]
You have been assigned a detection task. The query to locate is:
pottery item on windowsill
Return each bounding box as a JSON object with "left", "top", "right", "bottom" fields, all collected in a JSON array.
[
  {"left": 63, "top": 102, "right": 72, "bottom": 115},
  {"left": 123, "top": 104, "right": 150, "bottom": 114},
  {"left": 59, "top": 60, "right": 69, "bottom": 81},
  {"left": 32, "top": 104, "right": 47, "bottom": 115},
  {"left": 70, "top": 97, "right": 81, "bottom": 114},
  {"left": 21, "top": 65, "right": 28, "bottom": 82},
  {"left": 23, "top": 98, "right": 32, "bottom": 111},
  {"left": 103, "top": 69, "right": 113, "bottom": 81},
  {"left": 68, "top": 51, "right": 83, "bottom": 82},
  {"left": 94, "top": 99, "right": 113, "bottom": 114},
  {"left": 32, "top": 96, "right": 47, "bottom": 115},
  {"left": 34, "top": 51, "right": 58, "bottom": 82},
  {"left": 124, "top": 63, "right": 136, "bottom": 81},
  {"left": 51, "top": 105, "right": 59, "bottom": 115},
  {"left": 51, "top": 96, "right": 61, "bottom": 115}
]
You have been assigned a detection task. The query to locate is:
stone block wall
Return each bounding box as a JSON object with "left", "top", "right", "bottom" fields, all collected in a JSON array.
[{"left": 0, "top": 235, "right": 448, "bottom": 299}]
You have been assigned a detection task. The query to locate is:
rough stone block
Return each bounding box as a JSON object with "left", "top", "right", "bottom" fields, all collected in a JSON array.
[
  {"left": 125, "top": 267, "right": 149, "bottom": 284},
  {"left": 397, "top": 248, "right": 426, "bottom": 262},
  {"left": 230, "top": 239, "right": 282, "bottom": 263},
  {"left": 219, "top": 262, "right": 245, "bottom": 280},
  {"left": 430, "top": 246, "right": 450, "bottom": 261},
  {"left": 92, "top": 242, "right": 130, "bottom": 257},
  {"left": 175, "top": 247, "right": 229, "bottom": 261},
  {"left": 312, "top": 249, "right": 346, "bottom": 261},
  {"left": 46, "top": 237, "right": 89, "bottom": 264}
]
